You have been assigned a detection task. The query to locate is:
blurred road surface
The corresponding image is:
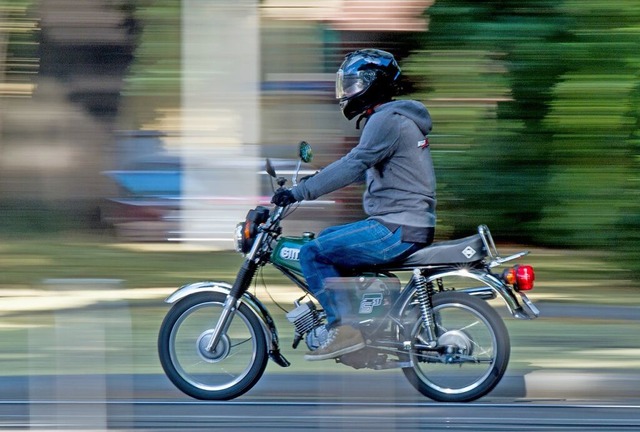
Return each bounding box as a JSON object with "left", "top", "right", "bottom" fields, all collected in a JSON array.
[
  {"left": 0, "top": 372, "right": 639, "bottom": 430},
  {"left": 0, "top": 285, "right": 638, "bottom": 430}
]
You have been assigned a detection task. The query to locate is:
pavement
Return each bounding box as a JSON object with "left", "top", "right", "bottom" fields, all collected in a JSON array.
[{"left": 1, "top": 370, "right": 639, "bottom": 403}]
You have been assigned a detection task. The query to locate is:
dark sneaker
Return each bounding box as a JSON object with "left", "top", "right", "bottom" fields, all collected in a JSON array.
[{"left": 304, "top": 325, "right": 365, "bottom": 361}]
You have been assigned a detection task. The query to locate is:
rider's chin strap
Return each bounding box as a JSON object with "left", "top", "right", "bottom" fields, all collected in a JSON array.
[{"left": 356, "top": 108, "right": 375, "bottom": 129}]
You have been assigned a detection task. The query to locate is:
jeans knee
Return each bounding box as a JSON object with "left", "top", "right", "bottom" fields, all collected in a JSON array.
[{"left": 300, "top": 242, "right": 319, "bottom": 269}]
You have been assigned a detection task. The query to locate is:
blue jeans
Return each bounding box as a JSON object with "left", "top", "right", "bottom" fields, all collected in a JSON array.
[{"left": 299, "top": 219, "right": 419, "bottom": 329}]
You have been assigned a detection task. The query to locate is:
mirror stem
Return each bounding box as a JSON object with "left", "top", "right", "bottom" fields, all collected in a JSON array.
[{"left": 292, "top": 159, "right": 302, "bottom": 186}]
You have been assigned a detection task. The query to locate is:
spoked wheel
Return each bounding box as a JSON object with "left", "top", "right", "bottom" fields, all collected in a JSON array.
[
  {"left": 402, "top": 291, "right": 510, "bottom": 402},
  {"left": 158, "top": 292, "right": 268, "bottom": 400}
]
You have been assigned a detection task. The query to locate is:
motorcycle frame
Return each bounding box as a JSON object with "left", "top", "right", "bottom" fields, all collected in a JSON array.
[
  {"left": 165, "top": 187, "right": 539, "bottom": 367},
  {"left": 165, "top": 241, "right": 537, "bottom": 367}
]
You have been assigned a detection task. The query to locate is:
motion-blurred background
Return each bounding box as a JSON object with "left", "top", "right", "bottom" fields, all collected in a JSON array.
[
  {"left": 0, "top": 4, "right": 639, "bottom": 425},
  {"left": 2, "top": 0, "right": 639, "bottom": 277}
]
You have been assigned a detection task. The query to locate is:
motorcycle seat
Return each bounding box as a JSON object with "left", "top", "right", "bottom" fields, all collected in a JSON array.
[{"left": 383, "top": 234, "right": 487, "bottom": 270}]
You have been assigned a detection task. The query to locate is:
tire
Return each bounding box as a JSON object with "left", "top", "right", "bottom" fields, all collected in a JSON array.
[
  {"left": 402, "top": 291, "right": 510, "bottom": 402},
  {"left": 158, "top": 292, "right": 268, "bottom": 400}
]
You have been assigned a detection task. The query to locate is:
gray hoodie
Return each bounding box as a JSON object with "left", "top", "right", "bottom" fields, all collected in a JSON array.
[{"left": 291, "top": 99, "right": 436, "bottom": 242}]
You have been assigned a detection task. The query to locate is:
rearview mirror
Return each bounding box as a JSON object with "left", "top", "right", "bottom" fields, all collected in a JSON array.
[
  {"left": 265, "top": 158, "right": 277, "bottom": 178},
  {"left": 299, "top": 141, "right": 313, "bottom": 163}
]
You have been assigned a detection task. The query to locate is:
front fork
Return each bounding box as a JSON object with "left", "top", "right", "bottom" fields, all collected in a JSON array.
[
  {"left": 412, "top": 268, "right": 438, "bottom": 348},
  {"left": 205, "top": 258, "right": 258, "bottom": 353}
]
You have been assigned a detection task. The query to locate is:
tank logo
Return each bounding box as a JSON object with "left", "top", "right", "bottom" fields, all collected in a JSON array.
[
  {"left": 359, "top": 293, "right": 383, "bottom": 314},
  {"left": 280, "top": 247, "right": 300, "bottom": 261},
  {"left": 462, "top": 246, "right": 476, "bottom": 259}
]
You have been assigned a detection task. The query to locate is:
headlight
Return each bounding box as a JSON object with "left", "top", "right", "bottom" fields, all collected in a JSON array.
[
  {"left": 234, "top": 206, "right": 270, "bottom": 255},
  {"left": 233, "top": 222, "right": 245, "bottom": 253},
  {"left": 234, "top": 220, "right": 255, "bottom": 254}
]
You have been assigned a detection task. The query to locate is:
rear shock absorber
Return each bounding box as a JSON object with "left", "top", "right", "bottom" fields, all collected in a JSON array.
[{"left": 413, "top": 268, "right": 437, "bottom": 347}]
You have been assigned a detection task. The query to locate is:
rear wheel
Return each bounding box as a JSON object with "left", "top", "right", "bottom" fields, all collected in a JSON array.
[
  {"left": 158, "top": 292, "right": 268, "bottom": 400},
  {"left": 402, "top": 291, "right": 510, "bottom": 402}
]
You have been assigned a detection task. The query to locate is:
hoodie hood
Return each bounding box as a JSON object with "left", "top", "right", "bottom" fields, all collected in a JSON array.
[{"left": 375, "top": 100, "right": 432, "bottom": 136}]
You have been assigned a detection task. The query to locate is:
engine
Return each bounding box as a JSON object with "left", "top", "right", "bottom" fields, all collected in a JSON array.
[{"left": 285, "top": 301, "right": 328, "bottom": 350}]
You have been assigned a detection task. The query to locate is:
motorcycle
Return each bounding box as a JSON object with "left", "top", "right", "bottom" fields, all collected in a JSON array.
[{"left": 158, "top": 141, "right": 539, "bottom": 402}]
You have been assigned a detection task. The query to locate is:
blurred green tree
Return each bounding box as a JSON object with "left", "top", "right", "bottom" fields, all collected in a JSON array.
[
  {"left": 541, "top": 0, "right": 640, "bottom": 275},
  {"left": 405, "top": 0, "right": 570, "bottom": 242},
  {"left": 0, "top": 1, "right": 39, "bottom": 98},
  {"left": 405, "top": 0, "right": 640, "bottom": 281},
  {"left": 118, "top": 1, "right": 181, "bottom": 130}
]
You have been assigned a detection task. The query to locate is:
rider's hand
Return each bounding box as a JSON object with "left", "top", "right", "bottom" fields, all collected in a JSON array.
[{"left": 271, "top": 189, "right": 297, "bottom": 207}]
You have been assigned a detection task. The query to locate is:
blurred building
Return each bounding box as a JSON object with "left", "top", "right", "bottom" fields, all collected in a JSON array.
[
  {"left": 0, "top": 0, "right": 137, "bottom": 227},
  {"left": 0, "top": 0, "right": 432, "bottom": 244}
]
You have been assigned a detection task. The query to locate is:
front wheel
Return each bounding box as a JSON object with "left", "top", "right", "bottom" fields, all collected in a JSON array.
[
  {"left": 158, "top": 292, "right": 268, "bottom": 400},
  {"left": 402, "top": 291, "right": 510, "bottom": 402}
]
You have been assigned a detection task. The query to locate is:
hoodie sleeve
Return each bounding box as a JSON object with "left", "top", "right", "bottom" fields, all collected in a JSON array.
[{"left": 291, "top": 111, "right": 399, "bottom": 201}]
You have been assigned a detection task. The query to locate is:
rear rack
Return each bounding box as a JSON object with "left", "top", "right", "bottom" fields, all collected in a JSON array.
[{"left": 478, "top": 225, "right": 529, "bottom": 268}]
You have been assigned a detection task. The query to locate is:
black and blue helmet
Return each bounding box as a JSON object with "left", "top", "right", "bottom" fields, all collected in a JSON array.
[{"left": 335, "top": 49, "right": 401, "bottom": 120}]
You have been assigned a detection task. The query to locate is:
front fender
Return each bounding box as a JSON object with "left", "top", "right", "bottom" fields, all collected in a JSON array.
[
  {"left": 165, "top": 281, "right": 234, "bottom": 304},
  {"left": 165, "top": 281, "right": 290, "bottom": 367}
]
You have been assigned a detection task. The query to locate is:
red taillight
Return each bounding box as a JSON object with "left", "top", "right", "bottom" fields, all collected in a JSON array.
[
  {"left": 516, "top": 265, "right": 535, "bottom": 290},
  {"left": 502, "top": 265, "right": 535, "bottom": 291}
]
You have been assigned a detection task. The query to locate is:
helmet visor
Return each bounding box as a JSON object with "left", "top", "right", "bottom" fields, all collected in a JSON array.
[{"left": 335, "top": 69, "right": 374, "bottom": 99}]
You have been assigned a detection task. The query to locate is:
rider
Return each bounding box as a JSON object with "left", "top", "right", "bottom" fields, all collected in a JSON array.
[{"left": 271, "top": 49, "right": 436, "bottom": 361}]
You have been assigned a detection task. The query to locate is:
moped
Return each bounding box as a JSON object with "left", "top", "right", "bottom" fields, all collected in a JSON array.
[{"left": 158, "top": 142, "right": 538, "bottom": 402}]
